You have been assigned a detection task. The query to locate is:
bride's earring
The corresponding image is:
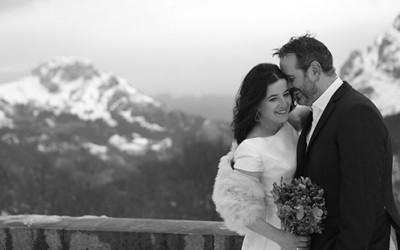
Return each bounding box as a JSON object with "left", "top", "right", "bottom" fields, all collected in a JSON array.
[{"left": 255, "top": 111, "right": 261, "bottom": 122}]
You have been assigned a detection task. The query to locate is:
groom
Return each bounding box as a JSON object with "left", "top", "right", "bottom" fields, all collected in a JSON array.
[{"left": 274, "top": 34, "right": 400, "bottom": 249}]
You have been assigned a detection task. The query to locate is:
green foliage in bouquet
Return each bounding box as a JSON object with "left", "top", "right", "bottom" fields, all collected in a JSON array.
[{"left": 271, "top": 176, "right": 328, "bottom": 236}]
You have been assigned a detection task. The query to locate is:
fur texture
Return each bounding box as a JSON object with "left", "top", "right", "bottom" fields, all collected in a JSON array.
[{"left": 212, "top": 150, "right": 267, "bottom": 235}]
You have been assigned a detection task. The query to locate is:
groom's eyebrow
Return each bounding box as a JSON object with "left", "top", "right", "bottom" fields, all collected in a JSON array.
[{"left": 286, "top": 75, "right": 295, "bottom": 82}]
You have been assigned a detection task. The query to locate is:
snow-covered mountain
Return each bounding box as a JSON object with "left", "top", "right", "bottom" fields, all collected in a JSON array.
[
  {"left": 340, "top": 14, "right": 400, "bottom": 117},
  {"left": 0, "top": 58, "right": 163, "bottom": 130},
  {"left": 0, "top": 57, "right": 231, "bottom": 167},
  {"left": 2, "top": 57, "right": 162, "bottom": 127}
]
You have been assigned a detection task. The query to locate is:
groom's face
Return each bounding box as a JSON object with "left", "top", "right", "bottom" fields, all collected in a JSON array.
[{"left": 280, "top": 54, "right": 317, "bottom": 106}]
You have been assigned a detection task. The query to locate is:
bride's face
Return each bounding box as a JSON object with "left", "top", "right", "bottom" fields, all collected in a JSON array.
[{"left": 258, "top": 79, "right": 292, "bottom": 127}]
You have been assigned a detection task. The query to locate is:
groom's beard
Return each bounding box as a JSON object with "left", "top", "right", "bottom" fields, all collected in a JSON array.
[{"left": 292, "top": 77, "right": 318, "bottom": 106}]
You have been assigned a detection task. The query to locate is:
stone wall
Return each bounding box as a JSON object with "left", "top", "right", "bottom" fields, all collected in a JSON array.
[{"left": 0, "top": 215, "right": 243, "bottom": 250}]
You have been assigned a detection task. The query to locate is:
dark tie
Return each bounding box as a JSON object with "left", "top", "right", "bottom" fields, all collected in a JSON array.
[{"left": 295, "top": 110, "right": 313, "bottom": 177}]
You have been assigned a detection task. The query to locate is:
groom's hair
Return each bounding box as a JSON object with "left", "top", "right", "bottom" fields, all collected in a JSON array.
[{"left": 273, "top": 34, "right": 336, "bottom": 76}]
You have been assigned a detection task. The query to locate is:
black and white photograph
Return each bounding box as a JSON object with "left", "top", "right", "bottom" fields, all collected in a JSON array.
[{"left": 0, "top": 0, "right": 400, "bottom": 249}]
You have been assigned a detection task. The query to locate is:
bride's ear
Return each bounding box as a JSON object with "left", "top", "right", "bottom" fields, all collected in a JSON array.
[{"left": 255, "top": 108, "right": 262, "bottom": 122}]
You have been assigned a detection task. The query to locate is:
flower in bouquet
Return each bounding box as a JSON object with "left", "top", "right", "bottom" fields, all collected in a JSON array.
[{"left": 271, "top": 176, "right": 327, "bottom": 236}]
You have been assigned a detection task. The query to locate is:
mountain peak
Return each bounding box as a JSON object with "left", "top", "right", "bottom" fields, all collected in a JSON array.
[
  {"left": 32, "top": 57, "right": 100, "bottom": 92},
  {"left": 0, "top": 57, "right": 162, "bottom": 127},
  {"left": 394, "top": 14, "right": 400, "bottom": 31},
  {"left": 339, "top": 14, "right": 400, "bottom": 117}
]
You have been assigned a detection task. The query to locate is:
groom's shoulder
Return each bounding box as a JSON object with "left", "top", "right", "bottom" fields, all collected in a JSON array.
[
  {"left": 340, "top": 81, "right": 375, "bottom": 106},
  {"left": 334, "top": 82, "right": 383, "bottom": 118},
  {"left": 337, "top": 85, "right": 384, "bottom": 122}
]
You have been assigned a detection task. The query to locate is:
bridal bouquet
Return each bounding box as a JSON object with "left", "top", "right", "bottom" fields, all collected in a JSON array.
[{"left": 271, "top": 176, "right": 327, "bottom": 236}]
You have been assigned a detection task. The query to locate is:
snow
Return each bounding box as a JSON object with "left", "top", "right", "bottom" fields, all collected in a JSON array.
[
  {"left": 1, "top": 214, "right": 64, "bottom": 226},
  {"left": 114, "top": 76, "right": 161, "bottom": 107},
  {"left": 0, "top": 57, "right": 176, "bottom": 159},
  {"left": 108, "top": 133, "right": 172, "bottom": 155},
  {"left": 109, "top": 96, "right": 128, "bottom": 111},
  {"left": 0, "top": 57, "right": 179, "bottom": 158},
  {"left": 343, "top": 23, "right": 400, "bottom": 117},
  {"left": 0, "top": 58, "right": 161, "bottom": 128},
  {"left": 119, "top": 109, "right": 135, "bottom": 122},
  {"left": 119, "top": 113, "right": 166, "bottom": 132},
  {"left": 349, "top": 67, "right": 400, "bottom": 117},
  {"left": 109, "top": 134, "right": 149, "bottom": 154},
  {"left": 37, "top": 143, "right": 60, "bottom": 153},
  {"left": 0, "top": 214, "right": 109, "bottom": 227},
  {"left": 43, "top": 57, "right": 93, "bottom": 71},
  {"left": 0, "top": 110, "right": 14, "bottom": 128},
  {"left": 83, "top": 142, "right": 108, "bottom": 161},
  {"left": 151, "top": 137, "right": 173, "bottom": 151},
  {"left": 0, "top": 76, "right": 47, "bottom": 104}
]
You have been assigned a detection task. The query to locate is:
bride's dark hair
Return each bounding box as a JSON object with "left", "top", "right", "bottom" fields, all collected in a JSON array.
[{"left": 232, "top": 63, "right": 289, "bottom": 144}]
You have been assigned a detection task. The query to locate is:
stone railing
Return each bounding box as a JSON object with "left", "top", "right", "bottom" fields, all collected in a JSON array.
[{"left": 0, "top": 215, "right": 243, "bottom": 249}]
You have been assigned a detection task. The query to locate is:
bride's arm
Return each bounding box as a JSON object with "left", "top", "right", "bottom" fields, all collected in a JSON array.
[
  {"left": 247, "top": 219, "right": 310, "bottom": 250},
  {"left": 235, "top": 169, "right": 311, "bottom": 250}
]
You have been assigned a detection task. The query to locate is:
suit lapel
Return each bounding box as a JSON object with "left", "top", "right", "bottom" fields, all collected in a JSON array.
[
  {"left": 307, "top": 103, "right": 335, "bottom": 150},
  {"left": 305, "top": 82, "right": 352, "bottom": 157},
  {"left": 296, "top": 112, "right": 313, "bottom": 177}
]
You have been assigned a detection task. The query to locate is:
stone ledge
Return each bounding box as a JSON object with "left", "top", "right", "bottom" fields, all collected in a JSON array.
[{"left": 0, "top": 215, "right": 243, "bottom": 250}]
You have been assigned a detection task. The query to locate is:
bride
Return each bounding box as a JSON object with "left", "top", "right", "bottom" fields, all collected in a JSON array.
[{"left": 212, "top": 63, "right": 310, "bottom": 250}]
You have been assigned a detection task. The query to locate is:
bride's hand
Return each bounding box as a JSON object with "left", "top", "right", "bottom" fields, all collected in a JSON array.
[
  {"left": 288, "top": 105, "right": 311, "bottom": 132},
  {"left": 276, "top": 229, "right": 311, "bottom": 250}
]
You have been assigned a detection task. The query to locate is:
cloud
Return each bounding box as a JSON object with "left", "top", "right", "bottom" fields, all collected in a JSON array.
[{"left": 0, "top": 0, "right": 35, "bottom": 12}]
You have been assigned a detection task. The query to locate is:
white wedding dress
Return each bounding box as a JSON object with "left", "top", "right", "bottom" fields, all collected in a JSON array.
[{"left": 233, "top": 122, "right": 298, "bottom": 250}]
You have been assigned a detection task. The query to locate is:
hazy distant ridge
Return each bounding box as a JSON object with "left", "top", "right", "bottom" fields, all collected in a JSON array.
[{"left": 156, "top": 94, "right": 234, "bottom": 123}]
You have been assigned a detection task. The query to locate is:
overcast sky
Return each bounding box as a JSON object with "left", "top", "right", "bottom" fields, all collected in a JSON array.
[{"left": 0, "top": 0, "right": 399, "bottom": 97}]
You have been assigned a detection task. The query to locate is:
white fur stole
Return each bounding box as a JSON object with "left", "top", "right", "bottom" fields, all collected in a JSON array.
[{"left": 212, "top": 147, "right": 267, "bottom": 235}]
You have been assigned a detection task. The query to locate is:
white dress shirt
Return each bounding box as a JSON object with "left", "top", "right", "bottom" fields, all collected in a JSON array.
[{"left": 306, "top": 77, "right": 343, "bottom": 144}]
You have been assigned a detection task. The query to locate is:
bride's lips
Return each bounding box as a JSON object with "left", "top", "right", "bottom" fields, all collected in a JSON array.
[{"left": 275, "top": 109, "right": 289, "bottom": 115}]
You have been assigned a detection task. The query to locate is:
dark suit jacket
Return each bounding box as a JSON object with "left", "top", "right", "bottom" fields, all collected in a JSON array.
[{"left": 295, "top": 81, "right": 400, "bottom": 249}]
